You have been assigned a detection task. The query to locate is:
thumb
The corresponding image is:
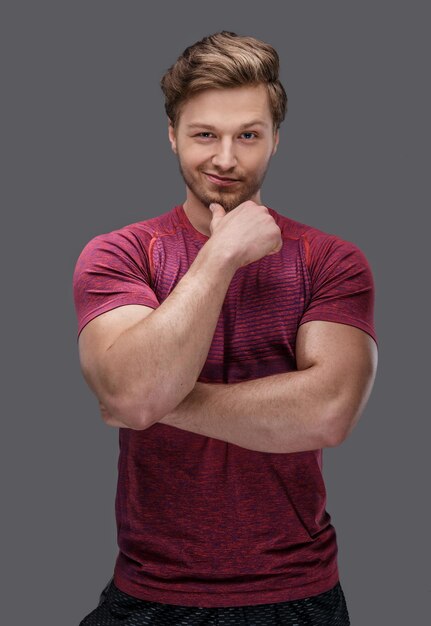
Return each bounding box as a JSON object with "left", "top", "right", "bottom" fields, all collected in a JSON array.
[
  {"left": 209, "top": 202, "right": 226, "bottom": 217},
  {"left": 208, "top": 202, "right": 226, "bottom": 235}
]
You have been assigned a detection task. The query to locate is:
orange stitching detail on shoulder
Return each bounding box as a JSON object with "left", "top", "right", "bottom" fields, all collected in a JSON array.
[
  {"left": 147, "top": 223, "right": 184, "bottom": 281},
  {"left": 148, "top": 235, "right": 158, "bottom": 281}
]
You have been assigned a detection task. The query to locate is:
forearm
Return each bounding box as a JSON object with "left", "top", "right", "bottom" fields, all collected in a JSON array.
[
  {"left": 101, "top": 372, "right": 327, "bottom": 448},
  {"left": 101, "top": 320, "right": 376, "bottom": 450},
  {"left": 101, "top": 241, "right": 237, "bottom": 427},
  {"left": 158, "top": 367, "right": 343, "bottom": 453},
  {"left": 102, "top": 369, "right": 362, "bottom": 452}
]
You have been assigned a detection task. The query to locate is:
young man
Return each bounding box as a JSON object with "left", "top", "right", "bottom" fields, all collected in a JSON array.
[{"left": 74, "top": 31, "right": 378, "bottom": 625}]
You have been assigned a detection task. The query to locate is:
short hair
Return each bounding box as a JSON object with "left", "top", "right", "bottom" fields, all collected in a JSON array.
[{"left": 160, "top": 31, "right": 287, "bottom": 132}]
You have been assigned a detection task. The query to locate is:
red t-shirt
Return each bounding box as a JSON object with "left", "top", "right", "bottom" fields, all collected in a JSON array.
[{"left": 73, "top": 204, "right": 377, "bottom": 608}]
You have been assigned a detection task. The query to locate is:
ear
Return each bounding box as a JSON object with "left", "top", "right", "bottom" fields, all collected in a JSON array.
[
  {"left": 168, "top": 118, "right": 177, "bottom": 154},
  {"left": 272, "top": 129, "right": 280, "bottom": 156}
]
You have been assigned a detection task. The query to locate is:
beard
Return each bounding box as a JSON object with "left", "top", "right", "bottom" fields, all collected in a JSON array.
[{"left": 177, "top": 156, "right": 271, "bottom": 213}]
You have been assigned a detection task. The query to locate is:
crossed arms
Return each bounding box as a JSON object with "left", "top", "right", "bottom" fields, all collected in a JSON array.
[{"left": 79, "top": 241, "right": 378, "bottom": 454}]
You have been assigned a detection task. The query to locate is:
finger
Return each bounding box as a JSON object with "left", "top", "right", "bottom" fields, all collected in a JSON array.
[
  {"left": 209, "top": 203, "right": 226, "bottom": 233},
  {"left": 209, "top": 202, "right": 226, "bottom": 217},
  {"left": 268, "top": 242, "right": 283, "bottom": 255}
]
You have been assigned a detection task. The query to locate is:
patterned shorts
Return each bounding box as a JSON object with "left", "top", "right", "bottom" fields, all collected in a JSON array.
[{"left": 79, "top": 576, "right": 350, "bottom": 625}]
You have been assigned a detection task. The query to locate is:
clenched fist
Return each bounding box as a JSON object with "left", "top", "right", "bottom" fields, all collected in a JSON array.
[{"left": 207, "top": 200, "right": 283, "bottom": 269}]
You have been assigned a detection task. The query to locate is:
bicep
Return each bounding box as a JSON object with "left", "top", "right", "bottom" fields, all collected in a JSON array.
[
  {"left": 78, "top": 304, "right": 155, "bottom": 398},
  {"left": 296, "top": 320, "right": 378, "bottom": 436},
  {"left": 296, "top": 320, "right": 377, "bottom": 370}
]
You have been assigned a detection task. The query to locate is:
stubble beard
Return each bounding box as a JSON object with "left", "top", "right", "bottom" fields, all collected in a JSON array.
[{"left": 177, "top": 157, "right": 271, "bottom": 213}]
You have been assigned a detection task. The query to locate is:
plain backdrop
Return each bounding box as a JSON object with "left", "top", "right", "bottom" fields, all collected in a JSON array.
[{"left": 2, "top": 1, "right": 429, "bottom": 624}]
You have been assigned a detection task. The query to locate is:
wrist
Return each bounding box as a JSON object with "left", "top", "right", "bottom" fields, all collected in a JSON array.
[
  {"left": 160, "top": 382, "right": 211, "bottom": 426},
  {"left": 200, "top": 238, "right": 240, "bottom": 275}
]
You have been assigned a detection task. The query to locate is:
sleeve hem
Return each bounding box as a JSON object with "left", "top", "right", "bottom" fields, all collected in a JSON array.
[
  {"left": 77, "top": 296, "right": 159, "bottom": 340},
  {"left": 299, "top": 313, "right": 378, "bottom": 347}
]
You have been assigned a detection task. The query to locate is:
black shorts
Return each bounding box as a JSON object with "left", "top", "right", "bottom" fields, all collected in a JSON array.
[{"left": 79, "top": 576, "right": 350, "bottom": 625}]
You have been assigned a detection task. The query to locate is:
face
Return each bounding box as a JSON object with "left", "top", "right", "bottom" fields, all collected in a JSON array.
[{"left": 168, "top": 84, "right": 279, "bottom": 214}]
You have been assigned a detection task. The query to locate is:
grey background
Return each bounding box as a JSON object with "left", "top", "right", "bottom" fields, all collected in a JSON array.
[{"left": 2, "top": 1, "right": 429, "bottom": 624}]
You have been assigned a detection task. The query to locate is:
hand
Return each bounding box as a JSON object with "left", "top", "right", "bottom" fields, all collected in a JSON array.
[{"left": 208, "top": 200, "right": 282, "bottom": 268}]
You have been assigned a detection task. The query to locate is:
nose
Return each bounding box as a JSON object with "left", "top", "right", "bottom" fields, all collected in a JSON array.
[{"left": 211, "top": 138, "right": 237, "bottom": 171}]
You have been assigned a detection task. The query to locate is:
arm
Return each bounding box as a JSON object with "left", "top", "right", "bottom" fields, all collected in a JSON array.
[
  {"left": 160, "top": 321, "right": 377, "bottom": 452},
  {"left": 79, "top": 241, "right": 237, "bottom": 430},
  {"left": 103, "top": 320, "right": 378, "bottom": 454},
  {"left": 78, "top": 201, "right": 281, "bottom": 430}
]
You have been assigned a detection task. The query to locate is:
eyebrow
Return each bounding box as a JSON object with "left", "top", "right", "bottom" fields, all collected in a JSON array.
[{"left": 186, "top": 120, "right": 269, "bottom": 130}]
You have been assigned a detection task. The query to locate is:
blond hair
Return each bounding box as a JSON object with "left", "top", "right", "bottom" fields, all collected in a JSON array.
[{"left": 160, "top": 31, "right": 287, "bottom": 131}]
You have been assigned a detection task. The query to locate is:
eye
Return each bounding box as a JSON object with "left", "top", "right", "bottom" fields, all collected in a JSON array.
[
  {"left": 240, "top": 132, "right": 258, "bottom": 140},
  {"left": 195, "top": 132, "right": 214, "bottom": 139}
]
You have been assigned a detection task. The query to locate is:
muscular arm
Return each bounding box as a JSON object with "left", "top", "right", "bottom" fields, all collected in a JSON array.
[
  {"left": 80, "top": 240, "right": 237, "bottom": 429},
  {"left": 79, "top": 202, "right": 281, "bottom": 430},
  {"left": 102, "top": 321, "right": 378, "bottom": 454}
]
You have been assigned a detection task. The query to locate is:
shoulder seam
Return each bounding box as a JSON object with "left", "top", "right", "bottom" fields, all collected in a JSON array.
[
  {"left": 148, "top": 235, "right": 158, "bottom": 281},
  {"left": 301, "top": 233, "right": 311, "bottom": 268},
  {"left": 146, "top": 223, "right": 186, "bottom": 283}
]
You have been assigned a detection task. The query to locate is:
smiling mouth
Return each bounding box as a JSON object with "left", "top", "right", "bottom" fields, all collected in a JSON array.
[{"left": 204, "top": 172, "right": 240, "bottom": 185}]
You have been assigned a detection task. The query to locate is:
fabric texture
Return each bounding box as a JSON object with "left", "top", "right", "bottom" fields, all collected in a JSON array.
[
  {"left": 79, "top": 577, "right": 350, "bottom": 625},
  {"left": 73, "top": 204, "right": 377, "bottom": 608}
]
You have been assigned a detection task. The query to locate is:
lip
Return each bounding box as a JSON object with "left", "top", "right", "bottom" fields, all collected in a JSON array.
[{"left": 204, "top": 173, "right": 240, "bottom": 186}]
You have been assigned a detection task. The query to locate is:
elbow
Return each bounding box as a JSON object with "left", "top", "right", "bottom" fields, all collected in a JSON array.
[
  {"left": 102, "top": 393, "right": 156, "bottom": 430},
  {"left": 98, "top": 347, "right": 197, "bottom": 429},
  {"left": 99, "top": 363, "right": 195, "bottom": 430},
  {"left": 323, "top": 424, "right": 349, "bottom": 448},
  {"left": 322, "top": 402, "right": 363, "bottom": 448},
  {"left": 104, "top": 385, "right": 188, "bottom": 430},
  {"left": 98, "top": 368, "right": 158, "bottom": 430}
]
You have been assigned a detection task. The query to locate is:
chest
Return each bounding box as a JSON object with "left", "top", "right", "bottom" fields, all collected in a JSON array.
[{"left": 152, "top": 236, "right": 311, "bottom": 382}]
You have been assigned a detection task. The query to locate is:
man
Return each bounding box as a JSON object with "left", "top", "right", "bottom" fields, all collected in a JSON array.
[{"left": 74, "top": 31, "right": 378, "bottom": 625}]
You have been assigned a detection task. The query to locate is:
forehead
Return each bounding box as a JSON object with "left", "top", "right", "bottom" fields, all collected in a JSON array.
[{"left": 178, "top": 84, "right": 273, "bottom": 131}]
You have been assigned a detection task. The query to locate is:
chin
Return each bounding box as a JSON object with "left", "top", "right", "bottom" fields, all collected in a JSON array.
[{"left": 206, "top": 198, "right": 239, "bottom": 213}]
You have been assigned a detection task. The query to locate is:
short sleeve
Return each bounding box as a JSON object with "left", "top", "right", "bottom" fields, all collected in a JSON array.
[
  {"left": 299, "top": 233, "right": 378, "bottom": 346},
  {"left": 73, "top": 228, "right": 160, "bottom": 340}
]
